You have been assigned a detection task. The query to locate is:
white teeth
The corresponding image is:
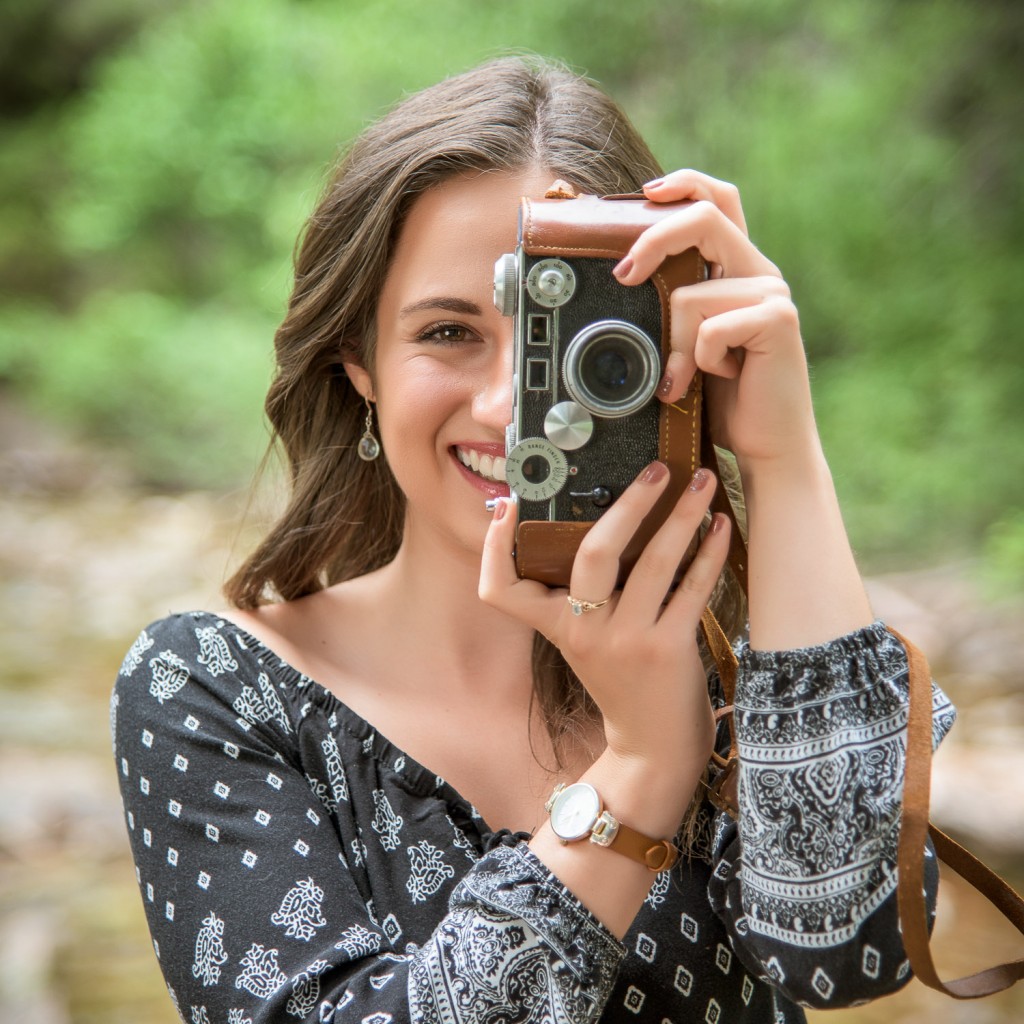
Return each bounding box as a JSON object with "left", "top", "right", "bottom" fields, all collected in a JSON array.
[{"left": 455, "top": 447, "right": 506, "bottom": 483}]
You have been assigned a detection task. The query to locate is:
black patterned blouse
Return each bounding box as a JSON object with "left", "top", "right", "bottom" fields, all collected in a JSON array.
[{"left": 111, "top": 611, "right": 956, "bottom": 1024}]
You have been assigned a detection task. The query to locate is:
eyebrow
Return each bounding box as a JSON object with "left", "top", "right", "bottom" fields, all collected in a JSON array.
[{"left": 399, "top": 296, "right": 483, "bottom": 318}]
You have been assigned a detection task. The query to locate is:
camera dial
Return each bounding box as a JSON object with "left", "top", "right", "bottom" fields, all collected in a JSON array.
[
  {"left": 563, "top": 320, "right": 660, "bottom": 418},
  {"left": 526, "top": 258, "right": 576, "bottom": 308},
  {"left": 544, "top": 401, "right": 594, "bottom": 451},
  {"left": 505, "top": 438, "right": 569, "bottom": 502}
]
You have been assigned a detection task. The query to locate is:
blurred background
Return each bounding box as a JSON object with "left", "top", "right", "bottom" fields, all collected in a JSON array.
[{"left": 0, "top": 0, "right": 1020, "bottom": 1021}]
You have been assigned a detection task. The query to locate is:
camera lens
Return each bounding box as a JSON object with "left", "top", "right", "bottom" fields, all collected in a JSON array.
[{"left": 563, "top": 320, "right": 660, "bottom": 418}]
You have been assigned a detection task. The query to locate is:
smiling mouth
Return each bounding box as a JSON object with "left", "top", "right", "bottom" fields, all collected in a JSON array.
[{"left": 454, "top": 446, "right": 507, "bottom": 484}]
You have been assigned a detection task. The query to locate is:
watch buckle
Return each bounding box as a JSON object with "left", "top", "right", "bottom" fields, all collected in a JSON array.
[
  {"left": 589, "top": 810, "right": 619, "bottom": 847},
  {"left": 544, "top": 783, "right": 566, "bottom": 814}
]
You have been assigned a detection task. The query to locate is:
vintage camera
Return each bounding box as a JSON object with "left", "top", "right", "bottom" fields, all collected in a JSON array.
[{"left": 493, "top": 189, "right": 707, "bottom": 587}]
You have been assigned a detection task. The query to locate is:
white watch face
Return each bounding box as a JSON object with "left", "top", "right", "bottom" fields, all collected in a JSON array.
[{"left": 550, "top": 783, "right": 601, "bottom": 841}]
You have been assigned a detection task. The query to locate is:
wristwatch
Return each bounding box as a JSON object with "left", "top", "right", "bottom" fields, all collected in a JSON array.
[{"left": 545, "top": 782, "right": 680, "bottom": 872}]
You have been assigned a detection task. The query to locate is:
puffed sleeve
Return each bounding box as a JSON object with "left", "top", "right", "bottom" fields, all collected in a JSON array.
[
  {"left": 706, "top": 621, "right": 957, "bottom": 1009},
  {"left": 112, "top": 614, "right": 624, "bottom": 1024}
]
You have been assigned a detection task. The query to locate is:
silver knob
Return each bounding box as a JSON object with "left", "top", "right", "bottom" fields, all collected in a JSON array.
[
  {"left": 544, "top": 401, "right": 594, "bottom": 451},
  {"left": 493, "top": 253, "right": 517, "bottom": 316},
  {"left": 537, "top": 267, "right": 566, "bottom": 296},
  {"left": 526, "top": 258, "right": 576, "bottom": 308}
]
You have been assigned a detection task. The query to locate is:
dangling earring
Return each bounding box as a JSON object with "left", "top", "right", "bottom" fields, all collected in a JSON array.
[{"left": 357, "top": 397, "right": 381, "bottom": 461}]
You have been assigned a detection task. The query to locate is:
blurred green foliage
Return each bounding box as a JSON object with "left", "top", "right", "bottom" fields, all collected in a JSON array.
[{"left": 0, "top": 0, "right": 1020, "bottom": 574}]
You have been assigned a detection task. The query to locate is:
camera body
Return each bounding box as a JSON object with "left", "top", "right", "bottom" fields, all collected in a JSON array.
[{"left": 493, "top": 190, "right": 707, "bottom": 587}]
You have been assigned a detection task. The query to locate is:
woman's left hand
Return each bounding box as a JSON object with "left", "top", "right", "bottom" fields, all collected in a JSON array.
[{"left": 613, "top": 169, "right": 819, "bottom": 471}]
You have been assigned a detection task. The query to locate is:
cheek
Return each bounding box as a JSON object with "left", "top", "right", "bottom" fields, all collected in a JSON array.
[{"left": 376, "top": 359, "right": 466, "bottom": 454}]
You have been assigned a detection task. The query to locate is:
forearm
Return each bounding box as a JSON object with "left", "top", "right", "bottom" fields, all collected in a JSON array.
[{"left": 740, "top": 445, "right": 874, "bottom": 650}]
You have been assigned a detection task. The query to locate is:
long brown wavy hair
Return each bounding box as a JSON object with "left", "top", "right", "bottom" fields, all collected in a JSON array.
[{"left": 225, "top": 55, "right": 745, "bottom": 780}]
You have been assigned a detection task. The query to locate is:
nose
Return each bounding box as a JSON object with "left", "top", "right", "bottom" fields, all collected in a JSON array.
[{"left": 472, "top": 329, "right": 514, "bottom": 432}]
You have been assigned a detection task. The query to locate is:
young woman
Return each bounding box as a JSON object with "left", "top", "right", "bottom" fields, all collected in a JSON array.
[{"left": 112, "top": 57, "right": 956, "bottom": 1023}]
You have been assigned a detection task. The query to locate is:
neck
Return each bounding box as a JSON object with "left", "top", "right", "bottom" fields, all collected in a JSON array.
[{"left": 369, "top": 520, "right": 536, "bottom": 696}]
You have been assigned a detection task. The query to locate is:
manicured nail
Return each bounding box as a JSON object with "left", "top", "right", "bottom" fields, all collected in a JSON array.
[
  {"left": 641, "top": 461, "right": 668, "bottom": 484},
  {"left": 644, "top": 177, "right": 665, "bottom": 190},
  {"left": 657, "top": 372, "right": 673, "bottom": 398},
  {"left": 689, "top": 468, "right": 711, "bottom": 492},
  {"left": 492, "top": 498, "right": 507, "bottom": 521},
  {"left": 710, "top": 512, "right": 727, "bottom": 534},
  {"left": 612, "top": 255, "right": 633, "bottom": 280}
]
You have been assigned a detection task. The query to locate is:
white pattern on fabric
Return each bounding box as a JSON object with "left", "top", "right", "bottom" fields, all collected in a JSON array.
[
  {"left": 405, "top": 841, "right": 455, "bottom": 903},
  {"left": 235, "top": 943, "right": 288, "bottom": 999},
  {"left": 150, "top": 650, "right": 190, "bottom": 704},
  {"left": 271, "top": 878, "right": 328, "bottom": 941},
  {"left": 233, "top": 672, "right": 292, "bottom": 734},
  {"left": 370, "top": 790, "right": 403, "bottom": 851},
  {"left": 121, "top": 628, "right": 155, "bottom": 676},
  {"left": 285, "top": 958, "right": 330, "bottom": 1018},
  {"left": 192, "top": 911, "right": 228, "bottom": 986},
  {"left": 195, "top": 626, "right": 239, "bottom": 677},
  {"left": 335, "top": 924, "right": 383, "bottom": 958},
  {"left": 734, "top": 631, "right": 956, "bottom": 949},
  {"left": 321, "top": 733, "right": 349, "bottom": 805}
]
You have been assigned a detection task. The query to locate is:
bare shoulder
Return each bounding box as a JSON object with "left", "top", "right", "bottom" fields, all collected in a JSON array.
[{"left": 215, "top": 577, "right": 382, "bottom": 698}]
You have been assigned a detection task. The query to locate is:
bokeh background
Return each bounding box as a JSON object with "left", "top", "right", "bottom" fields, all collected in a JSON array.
[{"left": 0, "top": 0, "right": 1021, "bottom": 1021}]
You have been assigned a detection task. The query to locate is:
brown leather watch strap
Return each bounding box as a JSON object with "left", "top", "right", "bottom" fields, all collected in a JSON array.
[{"left": 596, "top": 816, "right": 680, "bottom": 872}]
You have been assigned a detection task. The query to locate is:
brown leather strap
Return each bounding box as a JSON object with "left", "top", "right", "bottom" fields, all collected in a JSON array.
[
  {"left": 891, "top": 627, "right": 1024, "bottom": 997},
  {"left": 703, "top": 401, "right": 749, "bottom": 595},
  {"left": 605, "top": 820, "right": 681, "bottom": 872},
  {"left": 700, "top": 608, "right": 740, "bottom": 817}
]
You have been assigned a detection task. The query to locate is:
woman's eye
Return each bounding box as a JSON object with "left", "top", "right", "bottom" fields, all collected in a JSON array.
[{"left": 417, "top": 322, "right": 476, "bottom": 346}]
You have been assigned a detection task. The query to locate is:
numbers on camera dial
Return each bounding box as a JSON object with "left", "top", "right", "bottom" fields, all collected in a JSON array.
[
  {"left": 526, "top": 259, "right": 576, "bottom": 308},
  {"left": 505, "top": 438, "right": 570, "bottom": 502}
]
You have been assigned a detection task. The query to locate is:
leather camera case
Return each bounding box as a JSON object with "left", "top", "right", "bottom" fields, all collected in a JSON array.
[{"left": 512, "top": 191, "right": 707, "bottom": 587}]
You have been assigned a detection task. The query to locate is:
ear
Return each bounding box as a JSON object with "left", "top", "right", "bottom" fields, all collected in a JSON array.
[{"left": 342, "top": 359, "right": 375, "bottom": 403}]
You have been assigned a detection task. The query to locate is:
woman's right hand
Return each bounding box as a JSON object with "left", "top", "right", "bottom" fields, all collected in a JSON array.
[{"left": 479, "top": 462, "right": 730, "bottom": 782}]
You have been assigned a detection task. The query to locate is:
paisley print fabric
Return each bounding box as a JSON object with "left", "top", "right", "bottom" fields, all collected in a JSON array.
[{"left": 112, "top": 612, "right": 953, "bottom": 1023}]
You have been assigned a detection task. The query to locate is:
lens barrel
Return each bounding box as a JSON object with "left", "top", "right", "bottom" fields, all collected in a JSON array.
[{"left": 563, "top": 320, "right": 660, "bottom": 418}]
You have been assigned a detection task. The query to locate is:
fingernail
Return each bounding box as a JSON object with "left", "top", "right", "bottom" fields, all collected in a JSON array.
[
  {"left": 657, "top": 372, "right": 673, "bottom": 398},
  {"left": 644, "top": 177, "right": 665, "bottom": 190},
  {"left": 689, "top": 468, "right": 711, "bottom": 492},
  {"left": 612, "top": 255, "right": 633, "bottom": 280},
  {"left": 710, "top": 512, "right": 726, "bottom": 534},
  {"left": 641, "top": 461, "right": 668, "bottom": 484},
  {"left": 492, "top": 498, "right": 507, "bottom": 521}
]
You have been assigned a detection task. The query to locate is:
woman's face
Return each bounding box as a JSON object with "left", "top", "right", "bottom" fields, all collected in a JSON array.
[{"left": 349, "top": 168, "right": 556, "bottom": 564}]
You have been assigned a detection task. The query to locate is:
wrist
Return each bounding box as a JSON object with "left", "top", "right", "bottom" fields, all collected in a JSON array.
[
  {"left": 582, "top": 747, "right": 704, "bottom": 840},
  {"left": 735, "top": 437, "right": 830, "bottom": 492}
]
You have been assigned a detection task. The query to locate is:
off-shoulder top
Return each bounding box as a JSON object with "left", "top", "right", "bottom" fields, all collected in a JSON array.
[{"left": 111, "top": 612, "right": 956, "bottom": 1024}]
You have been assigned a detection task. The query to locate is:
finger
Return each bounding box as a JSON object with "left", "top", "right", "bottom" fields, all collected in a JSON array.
[
  {"left": 478, "top": 498, "right": 561, "bottom": 632},
  {"left": 614, "top": 468, "right": 718, "bottom": 625},
  {"left": 614, "top": 201, "right": 780, "bottom": 286},
  {"left": 657, "top": 512, "right": 732, "bottom": 631},
  {"left": 568, "top": 461, "right": 672, "bottom": 605},
  {"left": 661, "top": 277, "right": 792, "bottom": 403},
  {"left": 643, "top": 169, "right": 748, "bottom": 236},
  {"left": 693, "top": 296, "right": 800, "bottom": 379}
]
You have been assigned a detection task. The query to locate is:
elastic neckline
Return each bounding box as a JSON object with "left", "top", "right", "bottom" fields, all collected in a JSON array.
[{"left": 188, "top": 610, "right": 490, "bottom": 841}]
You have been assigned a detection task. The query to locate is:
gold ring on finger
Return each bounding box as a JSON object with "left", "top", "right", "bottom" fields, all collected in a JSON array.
[{"left": 567, "top": 594, "right": 612, "bottom": 616}]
